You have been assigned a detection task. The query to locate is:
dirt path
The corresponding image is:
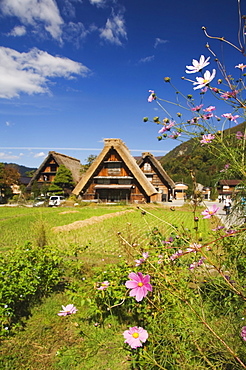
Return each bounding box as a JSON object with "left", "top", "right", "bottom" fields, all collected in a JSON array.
[{"left": 52, "top": 209, "right": 135, "bottom": 232}]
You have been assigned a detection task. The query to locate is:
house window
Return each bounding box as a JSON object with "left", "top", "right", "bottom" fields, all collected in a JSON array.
[
  {"left": 43, "top": 175, "right": 49, "bottom": 181},
  {"left": 107, "top": 162, "right": 121, "bottom": 175},
  {"left": 145, "top": 174, "right": 153, "bottom": 182},
  {"left": 50, "top": 164, "right": 57, "bottom": 172},
  {"left": 97, "top": 179, "right": 110, "bottom": 184},
  {"left": 118, "top": 179, "right": 131, "bottom": 185},
  {"left": 143, "top": 163, "right": 151, "bottom": 172}
]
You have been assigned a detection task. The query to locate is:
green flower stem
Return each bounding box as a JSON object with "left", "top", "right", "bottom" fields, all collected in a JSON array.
[
  {"left": 137, "top": 206, "right": 190, "bottom": 245},
  {"left": 158, "top": 278, "right": 246, "bottom": 369}
]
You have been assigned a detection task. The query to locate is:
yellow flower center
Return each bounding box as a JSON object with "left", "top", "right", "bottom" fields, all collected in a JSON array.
[
  {"left": 203, "top": 79, "right": 209, "bottom": 84},
  {"left": 138, "top": 282, "right": 143, "bottom": 287},
  {"left": 132, "top": 332, "right": 139, "bottom": 339}
]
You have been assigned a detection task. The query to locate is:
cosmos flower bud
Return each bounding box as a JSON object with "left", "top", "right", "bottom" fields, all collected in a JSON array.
[
  {"left": 163, "top": 118, "right": 169, "bottom": 123},
  {"left": 164, "top": 77, "right": 171, "bottom": 82},
  {"left": 143, "top": 117, "right": 148, "bottom": 122},
  {"left": 218, "top": 79, "right": 222, "bottom": 84},
  {"left": 177, "top": 112, "right": 182, "bottom": 117},
  {"left": 157, "top": 136, "right": 162, "bottom": 141},
  {"left": 153, "top": 116, "right": 160, "bottom": 122},
  {"left": 187, "top": 94, "right": 193, "bottom": 99}
]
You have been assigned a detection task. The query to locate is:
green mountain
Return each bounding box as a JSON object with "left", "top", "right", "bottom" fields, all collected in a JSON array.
[
  {"left": 159, "top": 122, "right": 246, "bottom": 187},
  {"left": 3, "top": 163, "right": 37, "bottom": 177}
]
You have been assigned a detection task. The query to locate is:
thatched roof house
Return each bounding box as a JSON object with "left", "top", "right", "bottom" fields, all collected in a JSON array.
[
  {"left": 72, "top": 139, "right": 174, "bottom": 203},
  {"left": 27, "top": 151, "right": 82, "bottom": 190},
  {"left": 138, "top": 152, "right": 175, "bottom": 201}
]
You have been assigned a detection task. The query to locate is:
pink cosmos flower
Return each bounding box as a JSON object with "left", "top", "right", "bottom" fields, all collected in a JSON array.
[
  {"left": 166, "top": 120, "right": 175, "bottom": 130},
  {"left": 201, "top": 204, "right": 219, "bottom": 219},
  {"left": 142, "top": 252, "right": 149, "bottom": 259},
  {"left": 193, "top": 69, "right": 216, "bottom": 90},
  {"left": 236, "top": 131, "right": 243, "bottom": 139},
  {"left": 170, "top": 249, "right": 183, "bottom": 261},
  {"left": 135, "top": 258, "right": 144, "bottom": 267},
  {"left": 241, "top": 326, "right": 246, "bottom": 341},
  {"left": 212, "top": 225, "right": 225, "bottom": 231},
  {"left": 123, "top": 326, "right": 148, "bottom": 349},
  {"left": 191, "top": 104, "right": 203, "bottom": 112},
  {"left": 201, "top": 86, "right": 208, "bottom": 93},
  {"left": 203, "top": 106, "right": 215, "bottom": 112},
  {"left": 158, "top": 126, "right": 168, "bottom": 134},
  {"left": 185, "top": 55, "right": 210, "bottom": 74},
  {"left": 169, "top": 132, "right": 181, "bottom": 139},
  {"left": 148, "top": 90, "right": 155, "bottom": 102},
  {"left": 186, "top": 243, "right": 202, "bottom": 253},
  {"left": 236, "top": 131, "right": 246, "bottom": 140},
  {"left": 201, "top": 113, "right": 213, "bottom": 120},
  {"left": 200, "top": 134, "right": 215, "bottom": 145},
  {"left": 220, "top": 163, "right": 230, "bottom": 172},
  {"left": 134, "top": 252, "right": 149, "bottom": 267},
  {"left": 58, "top": 304, "right": 78, "bottom": 316},
  {"left": 189, "top": 257, "right": 206, "bottom": 270},
  {"left": 97, "top": 281, "right": 110, "bottom": 290},
  {"left": 125, "top": 272, "right": 152, "bottom": 302},
  {"left": 221, "top": 113, "right": 239, "bottom": 124},
  {"left": 220, "top": 90, "right": 238, "bottom": 100},
  {"left": 235, "top": 63, "right": 246, "bottom": 71}
]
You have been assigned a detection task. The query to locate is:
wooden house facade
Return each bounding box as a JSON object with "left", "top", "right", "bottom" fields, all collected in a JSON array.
[
  {"left": 217, "top": 179, "right": 242, "bottom": 197},
  {"left": 72, "top": 139, "right": 174, "bottom": 203},
  {"left": 137, "top": 152, "right": 175, "bottom": 202},
  {"left": 27, "top": 151, "right": 82, "bottom": 191}
]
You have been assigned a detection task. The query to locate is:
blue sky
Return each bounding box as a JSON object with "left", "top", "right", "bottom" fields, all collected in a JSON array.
[{"left": 0, "top": 0, "right": 245, "bottom": 167}]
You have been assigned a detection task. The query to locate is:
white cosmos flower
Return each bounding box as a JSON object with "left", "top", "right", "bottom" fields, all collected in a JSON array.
[
  {"left": 185, "top": 55, "right": 210, "bottom": 74},
  {"left": 193, "top": 69, "right": 216, "bottom": 90}
]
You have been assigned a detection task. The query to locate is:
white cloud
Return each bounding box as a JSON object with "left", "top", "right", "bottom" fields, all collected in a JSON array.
[
  {"left": 154, "top": 38, "right": 169, "bottom": 48},
  {"left": 0, "top": 47, "right": 91, "bottom": 99},
  {"left": 63, "top": 22, "right": 89, "bottom": 48},
  {"left": 8, "top": 25, "right": 27, "bottom": 37},
  {"left": 89, "top": 0, "right": 105, "bottom": 7},
  {"left": 34, "top": 152, "right": 46, "bottom": 158},
  {"left": 138, "top": 55, "right": 154, "bottom": 64},
  {"left": 0, "top": 0, "right": 64, "bottom": 41},
  {"left": 5, "top": 121, "right": 11, "bottom": 126},
  {"left": 99, "top": 11, "right": 127, "bottom": 45},
  {"left": 0, "top": 152, "right": 20, "bottom": 160}
]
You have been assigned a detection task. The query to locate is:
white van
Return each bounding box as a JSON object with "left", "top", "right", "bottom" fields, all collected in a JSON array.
[{"left": 48, "top": 196, "right": 65, "bottom": 207}]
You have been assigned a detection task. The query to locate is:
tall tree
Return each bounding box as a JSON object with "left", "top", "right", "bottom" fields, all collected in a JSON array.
[
  {"left": 81, "top": 155, "right": 97, "bottom": 173},
  {"left": 0, "top": 164, "right": 20, "bottom": 201},
  {"left": 49, "top": 165, "right": 74, "bottom": 195}
]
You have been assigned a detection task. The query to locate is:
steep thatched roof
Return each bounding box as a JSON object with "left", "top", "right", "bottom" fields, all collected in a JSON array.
[
  {"left": 139, "top": 152, "right": 175, "bottom": 189},
  {"left": 27, "top": 151, "right": 82, "bottom": 189},
  {"left": 72, "top": 139, "right": 157, "bottom": 196}
]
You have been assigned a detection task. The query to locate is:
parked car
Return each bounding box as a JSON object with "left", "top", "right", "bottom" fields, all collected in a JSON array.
[
  {"left": 33, "top": 197, "right": 48, "bottom": 207},
  {"left": 48, "top": 195, "right": 65, "bottom": 207}
]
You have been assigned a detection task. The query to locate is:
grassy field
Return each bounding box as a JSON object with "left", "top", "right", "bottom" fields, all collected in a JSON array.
[{"left": 0, "top": 203, "right": 214, "bottom": 369}]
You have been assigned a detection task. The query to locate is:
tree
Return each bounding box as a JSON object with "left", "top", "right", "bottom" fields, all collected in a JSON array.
[
  {"left": 80, "top": 155, "right": 97, "bottom": 174},
  {"left": 49, "top": 165, "right": 74, "bottom": 196},
  {"left": 31, "top": 180, "right": 40, "bottom": 199},
  {"left": 0, "top": 163, "right": 20, "bottom": 202}
]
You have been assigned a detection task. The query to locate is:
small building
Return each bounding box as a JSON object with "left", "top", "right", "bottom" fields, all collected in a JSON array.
[
  {"left": 174, "top": 183, "right": 189, "bottom": 200},
  {"left": 137, "top": 152, "right": 175, "bottom": 202},
  {"left": 218, "top": 179, "right": 242, "bottom": 197},
  {"left": 72, "top": 139, "right": 174, "bottom": 203},
  {"left": 27, "top": 151, "right": 82, "bottom": 191}
]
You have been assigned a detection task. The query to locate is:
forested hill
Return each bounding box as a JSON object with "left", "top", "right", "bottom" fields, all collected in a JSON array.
[
  {"left": 159, "top": 122, "right": 246, "bottom": 187},
  {"left": 3, "top": 163, "right": 36, "bottom": 177}
]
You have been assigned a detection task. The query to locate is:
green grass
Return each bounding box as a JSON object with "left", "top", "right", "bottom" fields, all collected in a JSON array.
[{"left": 0, "top": 204, "right": 215, "bottom": 369}]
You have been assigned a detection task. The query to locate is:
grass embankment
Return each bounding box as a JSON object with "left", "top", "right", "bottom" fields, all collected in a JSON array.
[{"left": 0, "top": 203, "right": 213, "bottom": 369}]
